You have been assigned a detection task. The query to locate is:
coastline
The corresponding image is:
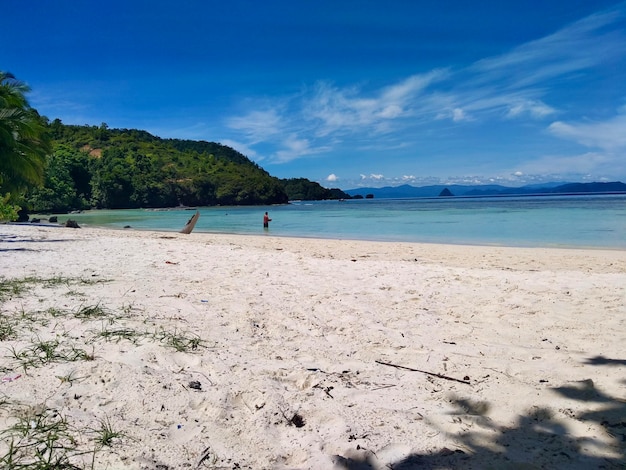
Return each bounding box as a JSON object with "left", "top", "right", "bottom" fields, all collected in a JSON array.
[
  {"left": 1, "top": 224, "right": 625, "bottom": 468},
  {"left": 24, "top": 192, "right": 626, "bottom": 250}
]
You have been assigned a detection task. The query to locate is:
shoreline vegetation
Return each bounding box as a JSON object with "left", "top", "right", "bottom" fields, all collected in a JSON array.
[{"left": 1, "top": 224, "right": 625, "bottom": 468}]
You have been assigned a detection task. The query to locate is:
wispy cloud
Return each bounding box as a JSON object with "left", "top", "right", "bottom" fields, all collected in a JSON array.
[
  {"left": 273, "top": 134, "right": 332, "bottom": 163},
  {"left": 304, "top": 69, "right": 448, "bottom": 136},
  {"left": 471, "top": 7, "right": 626, "bottom": 88},
  {"left": 506, "top": 100, "right": 555, "bottom": 119},
  {"left": 548, "top": 109, "right": 626, "bottom": 151},
  {"left": 226, "top": 109, "right": 284, "bottom": 143},
  {"left": 225, "top": 3, "right": 626, "bottom": 171}
]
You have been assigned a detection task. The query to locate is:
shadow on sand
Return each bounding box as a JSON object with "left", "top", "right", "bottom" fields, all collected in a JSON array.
[
  {"left": 0, "top": 233, "right": 74, "bottom": 252},
  {"left": 334, "top": 355, "right": 625, "bottom": 469}
]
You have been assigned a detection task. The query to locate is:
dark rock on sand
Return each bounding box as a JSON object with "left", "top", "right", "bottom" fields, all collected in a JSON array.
[
  {"left": 16, "top": 208, "right": 29, "bottom": 222},
  {"left": 65, "top": 219, "right": 80, "bottom": 228}
]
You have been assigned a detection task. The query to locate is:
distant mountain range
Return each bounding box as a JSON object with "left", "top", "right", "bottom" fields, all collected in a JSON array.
[{"left": 345, "top": 181, "right": 626, "bottom": 199}]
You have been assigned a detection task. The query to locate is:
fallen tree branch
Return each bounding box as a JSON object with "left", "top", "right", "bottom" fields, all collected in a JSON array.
[{"left": 375, "top": 360, "right": 471, "bottom": 385}]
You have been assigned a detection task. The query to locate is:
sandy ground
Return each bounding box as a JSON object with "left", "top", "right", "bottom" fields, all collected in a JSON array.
[{"left": 0, "top": 224, "right": 625, "bottom": 469}]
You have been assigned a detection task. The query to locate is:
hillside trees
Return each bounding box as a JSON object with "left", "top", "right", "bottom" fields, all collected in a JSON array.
[
  {"left": 10, "top": 116, "right": 347, "bottom": 213},
  {"left": 28, "top": 145, "right": 92, "bottom": 212},
  {"left": 28, "top": 123, "right": 291, "bottom": 210},
  {"left": 282, "top": 178, "right": 348, "bottom": 201}
]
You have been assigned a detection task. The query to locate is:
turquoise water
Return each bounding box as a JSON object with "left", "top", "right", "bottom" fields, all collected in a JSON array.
[{"left": 50, "top": 194, "right": 626, "bottom": 249}]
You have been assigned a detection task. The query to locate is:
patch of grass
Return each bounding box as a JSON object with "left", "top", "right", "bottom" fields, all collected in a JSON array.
[
  {"left": 120, "top": 303, "right": 138, "bottom": 315},
  {"left": 155, "top": 328, "right": 203, "bottom": 352},
  {"left": 0, "top": 277, "right": 28, "bottom": 303},
  {"left": 15, "top": 306, "right": 50, "bottom": 329},
  {"left": 45, "top": 307, "right": 67, "bottom": 318},
  {"left": 91, "top": 325, "right": 145, "bottom": 344},
  {"left": 56, "top": 370, "right": 87, "bottom": 386},
  {"left": 0, "top": 276, "right": 111, "bottom": 304},
  {"left": 64, "top": 289, "right": 86, "bottom": 298},
  {"left": 39, "top": 275, "right": 72, "bottom": 288},
  {"left": 0, "top": 393, "right": 11, "bottom": 410},
  {"left": 9, "top": 338, "right": 93, "bottom": 370},
  {"left": 0, "top": 314, "right": 17, "bottom": 341},
  {"left": 90, "top": 325, "right": 205, "bottom": 353},
  {"left": 91, "top": 416, "right": 125, "bottom": 448},
  {"left": 73, "top": 304, "right": 109, "bottom": 321},
  {"left": 46, "top": 304, "right": 111, "bottom": 322},
  {"left": 0, "top": 407, "right": 86, "bottom": 469}
]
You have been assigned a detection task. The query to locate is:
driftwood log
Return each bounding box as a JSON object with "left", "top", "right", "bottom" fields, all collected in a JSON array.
[{"left": 180, "top": 210, "right": 200, "bottom": 234}]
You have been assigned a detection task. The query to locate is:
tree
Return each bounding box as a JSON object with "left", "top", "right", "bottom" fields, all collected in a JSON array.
[
  {"left": 27, "top": 146, "right": 92, "bottom": 212},
  {"left": 0, "top": 72, "right": 51, "bottom": 195},
  {"left": 0, "top": 193, "right": 19, "bottom": 222},
  {"left": 281, "top": 177, "right": 350, "bottom": 201}
]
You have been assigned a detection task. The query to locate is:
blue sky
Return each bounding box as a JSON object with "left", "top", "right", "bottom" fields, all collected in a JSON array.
[{"left": 3, "top": 1, "right": 626, "bottom": 189}]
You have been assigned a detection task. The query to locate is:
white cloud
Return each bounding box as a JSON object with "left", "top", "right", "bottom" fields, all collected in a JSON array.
[
  {"left": 326, "top": 174, "right": 338, "bottom": 182},
  {"left": 548, "top": 112, "right": 626, "bottom": 151},
  {"left": 305, "top": 69, "right": 447, "bottom": 136},
  {"left": 358, "top": 173, "right": 386, "bottom": 181},
  {"left": 226, "top": 109, "right": 283, "bottom": 143},
  {"left": 507, "top": 100, "right": 556, "bottom": 119},
  {"left": 452, "top": 108, "right": 468, "bottom": 122},
  {"left": 272, "top": 134, "right": 331, "bottom": 163}
]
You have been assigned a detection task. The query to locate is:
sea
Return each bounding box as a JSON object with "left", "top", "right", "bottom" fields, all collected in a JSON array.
[{"left": 46, "top": 194, "right": 626, "bottom": 249}]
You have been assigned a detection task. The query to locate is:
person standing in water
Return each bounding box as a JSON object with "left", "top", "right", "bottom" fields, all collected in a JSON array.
[{"left": 263, "top": 211, "right": 272, "bottom": 229}]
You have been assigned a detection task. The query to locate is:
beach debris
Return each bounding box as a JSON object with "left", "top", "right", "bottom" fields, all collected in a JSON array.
[
  {"left": 188, "top": 380, "right": 202, "bottom": 390},
  {"left": 196, "top": 446, "right": 215, "bottom": 468},
  {"left": 279, "top": 408, "right": 306, "bottom": 428},
  {"left": 1, "top": 373, "right": 22, "bottom": 383},
  {"left": 290, "top": 413, "right": 306, "bottom": 428},
  {"left": 375, "top": 360, "right": 471, "bottom": 385},
  {"left": 313, "top": 383, "right": 334, "bottom": 398},
  {"left": 165, "top": 260, "right": 178, "bottom": 265}
]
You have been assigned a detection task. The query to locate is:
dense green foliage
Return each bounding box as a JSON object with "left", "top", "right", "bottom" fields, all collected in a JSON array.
[
  {"left": 0, "top": 193, "right": 19, "bottom": 222},
  {"left": 0, "top": 72, "right": 51, "bottom": 220},
  {"left": 0, "top": 72, "right": 51, "bottom": 194},
  {"left": 281, "top": 178, "right": 349, "bottom": 201},
  {"left": 27, "top": 121, "right": 292, "bottom": 211},
  {"left": 25, "top": 121, "right": 350, "bottom": 212}
]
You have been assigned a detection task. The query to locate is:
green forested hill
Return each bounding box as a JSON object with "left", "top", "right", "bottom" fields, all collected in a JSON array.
[{"left": 26, "top": 121, "right": 348, "bottom": 212}]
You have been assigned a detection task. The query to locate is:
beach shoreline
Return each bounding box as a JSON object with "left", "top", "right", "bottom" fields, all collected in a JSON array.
[{"left": 1, "top": 224, "right": 625, "bottom": 468}]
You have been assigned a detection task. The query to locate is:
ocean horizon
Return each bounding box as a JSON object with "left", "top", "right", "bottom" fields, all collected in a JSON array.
[{"left": 28, "top": 193, "right": 626, "bottom": 250}]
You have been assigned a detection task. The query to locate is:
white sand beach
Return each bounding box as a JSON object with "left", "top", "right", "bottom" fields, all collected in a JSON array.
[{"left": 1, "top": 224, "right": 625, "bottom": 469}]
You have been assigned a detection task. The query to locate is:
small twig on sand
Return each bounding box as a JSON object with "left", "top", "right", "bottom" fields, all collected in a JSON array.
[
  {"left": 375, "top": 360, "right": 471, "bottom": 385},
  {"left": 196, "top": 446, "right": 213, "bottom": 468}
]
